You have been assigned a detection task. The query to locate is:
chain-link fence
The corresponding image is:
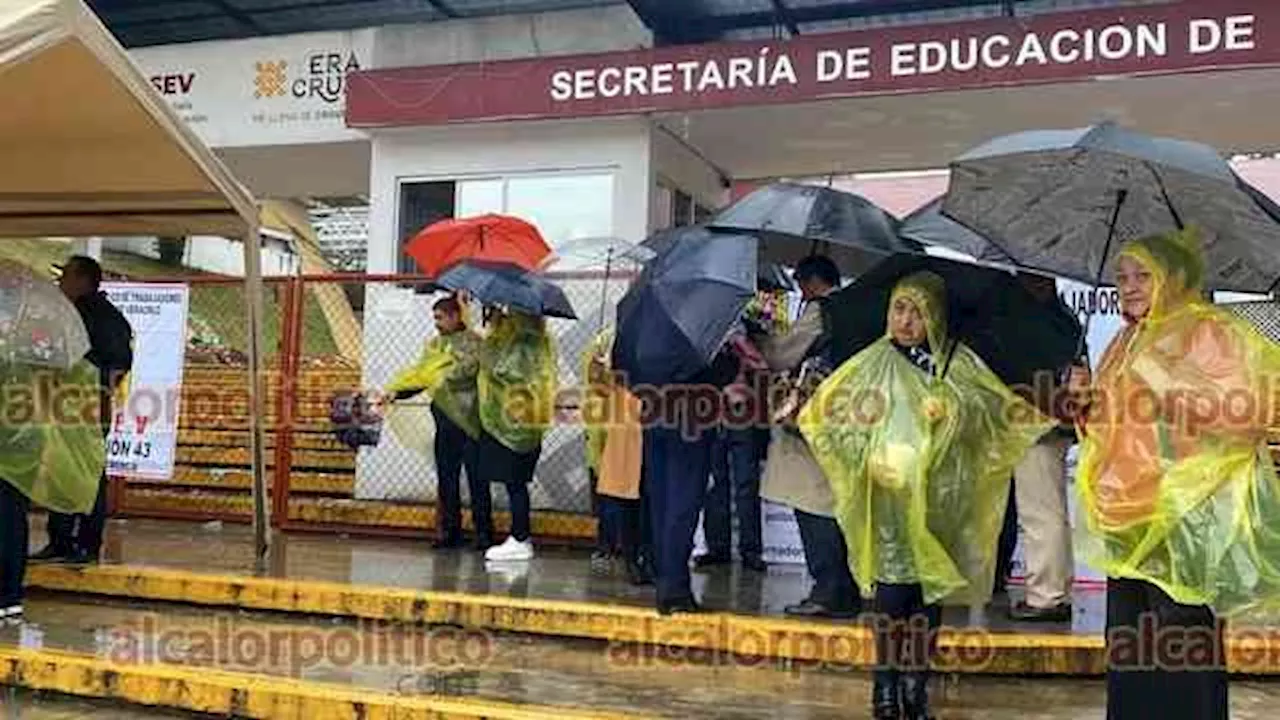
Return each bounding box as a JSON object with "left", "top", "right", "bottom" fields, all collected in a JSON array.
[
  {"left": 115, "top": 271, "right": 634, "bottom": 545},
  {"left": 115, "top": 277, "right": 288, "bottom": 524}
]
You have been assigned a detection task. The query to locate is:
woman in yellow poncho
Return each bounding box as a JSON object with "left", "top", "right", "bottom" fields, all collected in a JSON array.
[
  {"left": 798, "top": 271, "right": 1052, "bottom": 720},
  {"left": 477, "top": 307, "right": 558, "bottom": 562},
  {"left": 1074, "top": 227, "right": 1280, "bottom": 720},
  {"left": 383, "top": 295, "right": 488, "bottom": 550},
  {"left": 582, "top": 328, "right": 647, "bottom": 582}
]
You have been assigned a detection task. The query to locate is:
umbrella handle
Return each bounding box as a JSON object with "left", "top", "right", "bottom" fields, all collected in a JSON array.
[{"left": 1076, "top": 188, "right": 1129, "bottom": 361}]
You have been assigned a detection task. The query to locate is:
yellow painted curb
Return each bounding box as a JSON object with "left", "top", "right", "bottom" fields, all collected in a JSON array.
[
  {"left": 0, "top": 647, "right": 646, "bottom": 720},
  {"left": 26, "top": 564, "right": 1280, "bottom": 676}
]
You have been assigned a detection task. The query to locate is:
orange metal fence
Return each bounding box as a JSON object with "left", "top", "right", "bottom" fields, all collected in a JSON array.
[{"left": 112, "top": 271, "right": 633, "bottom": 546}]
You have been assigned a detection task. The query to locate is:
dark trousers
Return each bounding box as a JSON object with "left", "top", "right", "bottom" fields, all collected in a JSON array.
[
  {"left": 994, "top": 479, "right": 1018, "bottom": 592},
  {"left": 0, "top": 481, "right": 31, "bottom": 607},
  {"left": 1106, "top": 577, "right": 1227, "bottom": 720},
  {"left": 479, "top": 432, "right": 540, "bottom": 543},
  {"left": 873, "top": 582, "right": 941, "bottom": 674},
  {"left": 432, "top": 405, "right": 487, "bottom": 542},
  {"left": 644, "top": 425, "right": 712, "bottom": 604},
  {"left": 46, "top": 416, "right": 110, "bottom": 558},
  {"left": 45, "top": 473, "right": 108, "bottom": 557},
  {"left": 704, "top": 427, "right": 765, "bottom": 561},
  {"left": 795, "top": 510, "right": 859, "bottom": 611}
]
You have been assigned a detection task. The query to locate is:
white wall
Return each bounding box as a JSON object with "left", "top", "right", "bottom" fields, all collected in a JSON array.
[
  {"left": 366, "top": 116, "right": 652, "bottom": 273},
  {"left": 103, "top": 237, "right": 298, "bottom": 277},
  {"left": 371, "top": 5, "right": 650, "bottom": 68},
  {"left": 651, "top": 123, "right": 729, "bottom": 217}
]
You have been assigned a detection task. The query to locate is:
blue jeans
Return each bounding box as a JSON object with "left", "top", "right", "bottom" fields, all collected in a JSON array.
[
  {"left": 703, "top": 427, "right": 765, "bottom": 561},
  {"left": 644, "top": 425, "right": 712, "bottom": 604}
]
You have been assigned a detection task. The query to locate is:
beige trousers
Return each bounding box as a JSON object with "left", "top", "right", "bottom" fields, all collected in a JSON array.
[{"left": 1013, "top": 435, "right": 1074, "bottom": 609}]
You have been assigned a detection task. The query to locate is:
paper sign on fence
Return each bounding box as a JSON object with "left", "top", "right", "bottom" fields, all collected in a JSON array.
[{"left": 102, "top": 282, "right": 190, "bottom": 480}]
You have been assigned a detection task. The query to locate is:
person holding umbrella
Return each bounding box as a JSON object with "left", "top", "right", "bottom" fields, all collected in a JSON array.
[
  {"left": 0, "top": 260, "right": 109, "bottom": 619},
  {"left": 798, "top": 270, "right": 1054, "bottom": 720},
  {"left": 382, "top": 294, "right": 488, "bottom": 550},
  {"left": 755, "top": 254, "right": 861, "bottom": 619},
  {"left": 477, "top": 306, "right": 558, "bottom": 562},
  {"left": 1072, "top": 227, "right": 1280, "bottom": 720}
]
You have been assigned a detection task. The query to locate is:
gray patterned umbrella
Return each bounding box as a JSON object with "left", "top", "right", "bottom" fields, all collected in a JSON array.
[{"left": 942, "top": 122, "right": 1280, "bottom": 293}]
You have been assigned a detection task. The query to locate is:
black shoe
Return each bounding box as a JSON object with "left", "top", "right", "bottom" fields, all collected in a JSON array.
[
  {"left": 626, "top": 556, "right": 654, "bottom": 586},
  {"left": 433, "top": 535, "right": 465, "bottom": 550},
  {"left": 693, "top": 553, "right": 730, "bottom": 569},
  {"left": 741, "top": 556, "right": 768, "bottom": 573},
  {"left": 783, "top": 599, "right": 858, "bottom": 620},
  {"left": 900, "top": 672, "right": 934, "bottom": 720},
  {"left": 657, "top": 596, "right": 702, "bottom": 615},
  {"left": 1009, "top": 601, "right": 1072, "bottom": 622},
  {"left": 28, "top": 545, "right": 68, "bottom": 562},
  {"left": 872, "top": 670, "right": 901, "bottom": 720},
  {"left": 65, "top": 549, "right": 98, "bottom": 565}
]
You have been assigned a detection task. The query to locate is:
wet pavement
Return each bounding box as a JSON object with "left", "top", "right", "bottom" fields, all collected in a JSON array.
[
  {"left": 0, "top": 689, "right": 194, "bottom": 718},
  {"left": 2, "top": 595, "right": 1279, "bottom": 719},
  {"left": 67, "top": 517, "right": 1123, "bottom": 634}
]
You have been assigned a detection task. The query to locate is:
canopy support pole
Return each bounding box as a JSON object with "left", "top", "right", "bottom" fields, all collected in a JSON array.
[{"left": 241, "top": 226, "right": 271, "bottom": 573}]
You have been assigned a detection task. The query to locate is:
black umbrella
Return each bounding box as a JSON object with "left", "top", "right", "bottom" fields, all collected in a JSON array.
[
  {"left": 824, "top": 253, "right": 1082, "bottom": 389},
  {"left": 434, "top": 260, "right": 577, "bottom": 319},
  {"left": 943, "top": 121, "right": 1280, "bottom": 293},
  {"left": 613, "top": 226, "right": 757, "bottom": 387},
  {"left": 708, "top": 182, "right": 921, "bottom": 274},
  {"left": 898, "top": 196, "right": 1013, "bottom": 265}
]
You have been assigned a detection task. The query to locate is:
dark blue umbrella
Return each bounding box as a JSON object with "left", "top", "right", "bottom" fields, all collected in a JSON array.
[
  {"left": 613, "top": 226, "right": 757, "bottom": 387},
  {"left": 708, "top": 182, "right": 919, "bottom": 274},
  {"left": 943, "top": 121, "right": 1280, "bottom": 292},
  {"left": 434, "top": 260, "right": 576, "bottom": 319}
]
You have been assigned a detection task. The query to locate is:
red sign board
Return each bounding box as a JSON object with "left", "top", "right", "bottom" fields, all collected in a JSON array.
[{"left": 347, "top": 0, "right": 1280, "bottom": 128}]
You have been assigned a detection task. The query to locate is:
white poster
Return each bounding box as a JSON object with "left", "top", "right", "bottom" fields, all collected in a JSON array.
[
  {"left": 130, "top": 29, "right": 374, "bottom": 148},
  {"left": 102, "top": 283, "right": 190, "bottom": 480}
]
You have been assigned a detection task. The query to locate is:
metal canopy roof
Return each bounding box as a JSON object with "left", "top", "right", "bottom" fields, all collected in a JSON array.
[{"left": 91, "top": 0, "right": 1109, "bottom": 49}]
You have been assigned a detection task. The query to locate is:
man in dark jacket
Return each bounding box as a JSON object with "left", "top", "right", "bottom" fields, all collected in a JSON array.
[{"left": 32, "top": 255, "right": 133, "bottom": 564}]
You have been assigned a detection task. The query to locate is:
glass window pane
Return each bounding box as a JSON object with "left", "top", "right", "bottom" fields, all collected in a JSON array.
[
  {"left": 505, "top": 173, "right": 615, "bottom": 248},
  {"left": 456, "top": 178, "right": 505, "bottom": 217}
]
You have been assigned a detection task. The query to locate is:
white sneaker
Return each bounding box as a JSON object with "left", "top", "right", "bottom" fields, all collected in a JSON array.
[
  {"left": 484, "top": 536, "right": 534, "bottom": 562},
  {"left": 1, "top": 605, "right": 23, "bottom": 620}
]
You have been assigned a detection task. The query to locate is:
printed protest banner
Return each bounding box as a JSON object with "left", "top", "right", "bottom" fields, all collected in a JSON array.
[{"left": 102, "top": 282, "right": 190, "bottom": 479}]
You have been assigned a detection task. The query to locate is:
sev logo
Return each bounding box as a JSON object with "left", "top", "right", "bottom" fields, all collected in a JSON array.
[{"left": 254, "top": 60, "right": 288, "bottom": 98}]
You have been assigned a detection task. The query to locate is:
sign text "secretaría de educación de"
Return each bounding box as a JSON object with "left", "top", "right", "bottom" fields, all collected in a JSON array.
[{"left": 550, "top": 14, "right": 1258, "bottom": 101}]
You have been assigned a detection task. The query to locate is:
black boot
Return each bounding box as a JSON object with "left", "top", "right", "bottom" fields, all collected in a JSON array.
[
  {"left": 872, "top": 669, "right": 900, "bottom": 720},
  {"left": 900, "top": 672, "right": 934, "bottom": 720}
]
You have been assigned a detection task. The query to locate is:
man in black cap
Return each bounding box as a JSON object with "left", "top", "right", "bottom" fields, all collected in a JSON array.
[{"left": 32, "top": 255, "right": 133, "bottom": 564}]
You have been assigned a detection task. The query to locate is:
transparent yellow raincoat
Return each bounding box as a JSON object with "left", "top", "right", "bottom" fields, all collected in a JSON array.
[
  {"left": 798, "top": 271, "right": 1053, "bottom": 605},
  {"left": 384, "top": 325, "right": 482, "bottom": 439},
  {"left": 478, "top": 311, "right": 558, "bottom": 454},
  {"left": 0, "top": 360, "right": 106, "bottom": 514},
  {"left": 1076, "top": 227, "right": 1280, "bottom": 616}
]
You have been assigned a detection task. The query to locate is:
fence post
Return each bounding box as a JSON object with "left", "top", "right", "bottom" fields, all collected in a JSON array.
[{"left": 271, "top": 276, "right": 305, "bottom": 529}]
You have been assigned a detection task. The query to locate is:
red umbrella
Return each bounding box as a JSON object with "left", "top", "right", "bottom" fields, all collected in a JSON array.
[{"left": 404, "top": 214, "right": 553, "bottom": 277}]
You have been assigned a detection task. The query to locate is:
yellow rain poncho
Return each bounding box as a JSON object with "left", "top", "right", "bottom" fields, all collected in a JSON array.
[
  {"left": 581, "top": 328, "right": 642, "bottom": 499},
  {"left": 0, "top": 360, "right": 106, "bottom": 513},
  {"left": 479, "top": 311, "right": 558, "bottom": 454},
  {"left": 798, "top": 271, "right": 1053, "bottom": 605},
  {"left": 385, "top": 324, "right": 482, "bottom": 439},
  {"left": 1076, "top": 227, "right": 1280, "bottom": 616}
]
